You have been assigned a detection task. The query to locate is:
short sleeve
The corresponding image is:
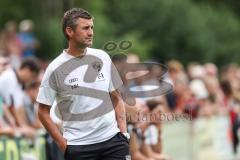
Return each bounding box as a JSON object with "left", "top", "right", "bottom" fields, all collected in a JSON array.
[
  {"left": 108, "top": 58, "right": 123, "bottom": 92},
  {"left": 36, "top": 68, "right": 57, "bottom": 106}
]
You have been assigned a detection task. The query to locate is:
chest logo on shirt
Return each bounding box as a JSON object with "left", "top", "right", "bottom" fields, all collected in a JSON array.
[
  {"left": 96, "top": 72, "right": 105, "bottom": 81},
  {"left": 69, "top": 78, "right": 78, "bottom": 83},
  {"left": 92, "top": 61, "right": 105, "bottom": 81},
  {"left": 92, "top": 61, "right": 102, "bottom": 72},
  {"left": 70, "top": 72, "right": 105, "bottom": 90}
]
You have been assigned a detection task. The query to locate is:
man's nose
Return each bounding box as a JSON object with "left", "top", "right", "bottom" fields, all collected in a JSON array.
[{"left": 88, "top": 29, "right": 93, "bottom": 36}]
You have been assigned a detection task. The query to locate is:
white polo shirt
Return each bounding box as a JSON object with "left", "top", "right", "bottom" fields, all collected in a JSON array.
[{"left": 37, "top": 48, "right": 123, "bottom": 145}]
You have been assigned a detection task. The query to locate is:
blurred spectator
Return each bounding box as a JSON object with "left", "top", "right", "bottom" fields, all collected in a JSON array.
[
  {"left": 24, "top": 81, "right": 42, "bottom": 129},
  {"left": 220, "top": 79, "right": 240, "bottom": 153},
  {"left": 0, "top": 58, "right": 40, "bottom": 137},
  {"left": 0, "top": 97, "right": 15, "bottom": 136},
  {"left": 18, "top": 19, "right": 39, "bottom": 58},
  {"left": 204, "top": 63, "right": 218, "bottom": 77},
  {"left": 167, "top": 59, "right": 184, "bottom": 82},
  {"left": 188, "top": 64, "right": 206, "bottom": 80},
  {"left": 0, "top": 56, "right": 10, "bottom": 74},
  {"left": 120, "top": 54, "right": 171, "bottom": 160},
  {"left": 166, "top": 60, "right": 185, "bottom": 111},
  {"left": 0, "top": 21, "right": 22, "bottom": 68}
]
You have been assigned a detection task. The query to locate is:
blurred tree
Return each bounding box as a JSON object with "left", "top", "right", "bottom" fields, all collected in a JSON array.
[
  {"left": 192, "top": 0, "right": 240, "bottom": 17},
  {"left": 104, "top": 0, "right": 240, "bottom": 65},
  {"left": 0, "top": 0, "right": 240, "bottom": 65}
]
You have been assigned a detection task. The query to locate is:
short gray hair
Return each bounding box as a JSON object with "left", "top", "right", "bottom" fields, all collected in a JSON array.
[{"left": 62, "top": 8, "right": 92, "bottom": 39}]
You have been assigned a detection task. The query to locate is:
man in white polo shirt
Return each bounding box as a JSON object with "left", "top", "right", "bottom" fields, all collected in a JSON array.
[{"left": 37, "top": 8, "right": 130, "bottom": 160}]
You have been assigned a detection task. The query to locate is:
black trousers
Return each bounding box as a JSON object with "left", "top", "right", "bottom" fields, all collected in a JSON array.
[{"left": 64, "top": 132, "right": 130, "bottom": 160}]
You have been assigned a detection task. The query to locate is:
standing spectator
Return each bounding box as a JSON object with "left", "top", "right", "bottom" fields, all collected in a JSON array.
[
  {"left": 18, "top": 19, "right": 39, "bottom": 58},
  {"left": 0, "top": 21, "right": 22, "bottom": 68}
]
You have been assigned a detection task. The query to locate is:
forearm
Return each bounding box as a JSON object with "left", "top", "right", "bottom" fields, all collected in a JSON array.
[
  {"left": 38, "top": 104, "right": 66, "bottom": 149},
  {"left": 3, "top": 106, "right": 16, "bottom": 127},
  {"left": 39, "top": 114, "right": 64, "bottom": 143},
  {"left": 14, "top": 107, "right": 28, "bottom": 127},
  {"left": 111, "top": 91, "right": 127, "bottom": 133},
  {"left": 32, "top": 109, "right": 43, "bottom": 129},
  {"left": 0, "top": 127, "right": 14, "bottom": 136},
  {"left": 115, "top": 102, "right": 127, "bottom": 133}
]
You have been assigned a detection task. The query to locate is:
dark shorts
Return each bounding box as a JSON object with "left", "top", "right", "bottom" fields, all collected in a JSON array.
[{"left": 64, "top": 132, "right": 130, "bottom": 160}]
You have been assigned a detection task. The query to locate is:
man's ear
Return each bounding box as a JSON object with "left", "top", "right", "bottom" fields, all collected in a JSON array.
[{"left": 66, "top": 27, "right": 74, "bottom": 38}]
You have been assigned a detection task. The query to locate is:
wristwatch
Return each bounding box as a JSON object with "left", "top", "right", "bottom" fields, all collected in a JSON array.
[{"left": 122, "top": 132, "right": 130, "bottom": 140}]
